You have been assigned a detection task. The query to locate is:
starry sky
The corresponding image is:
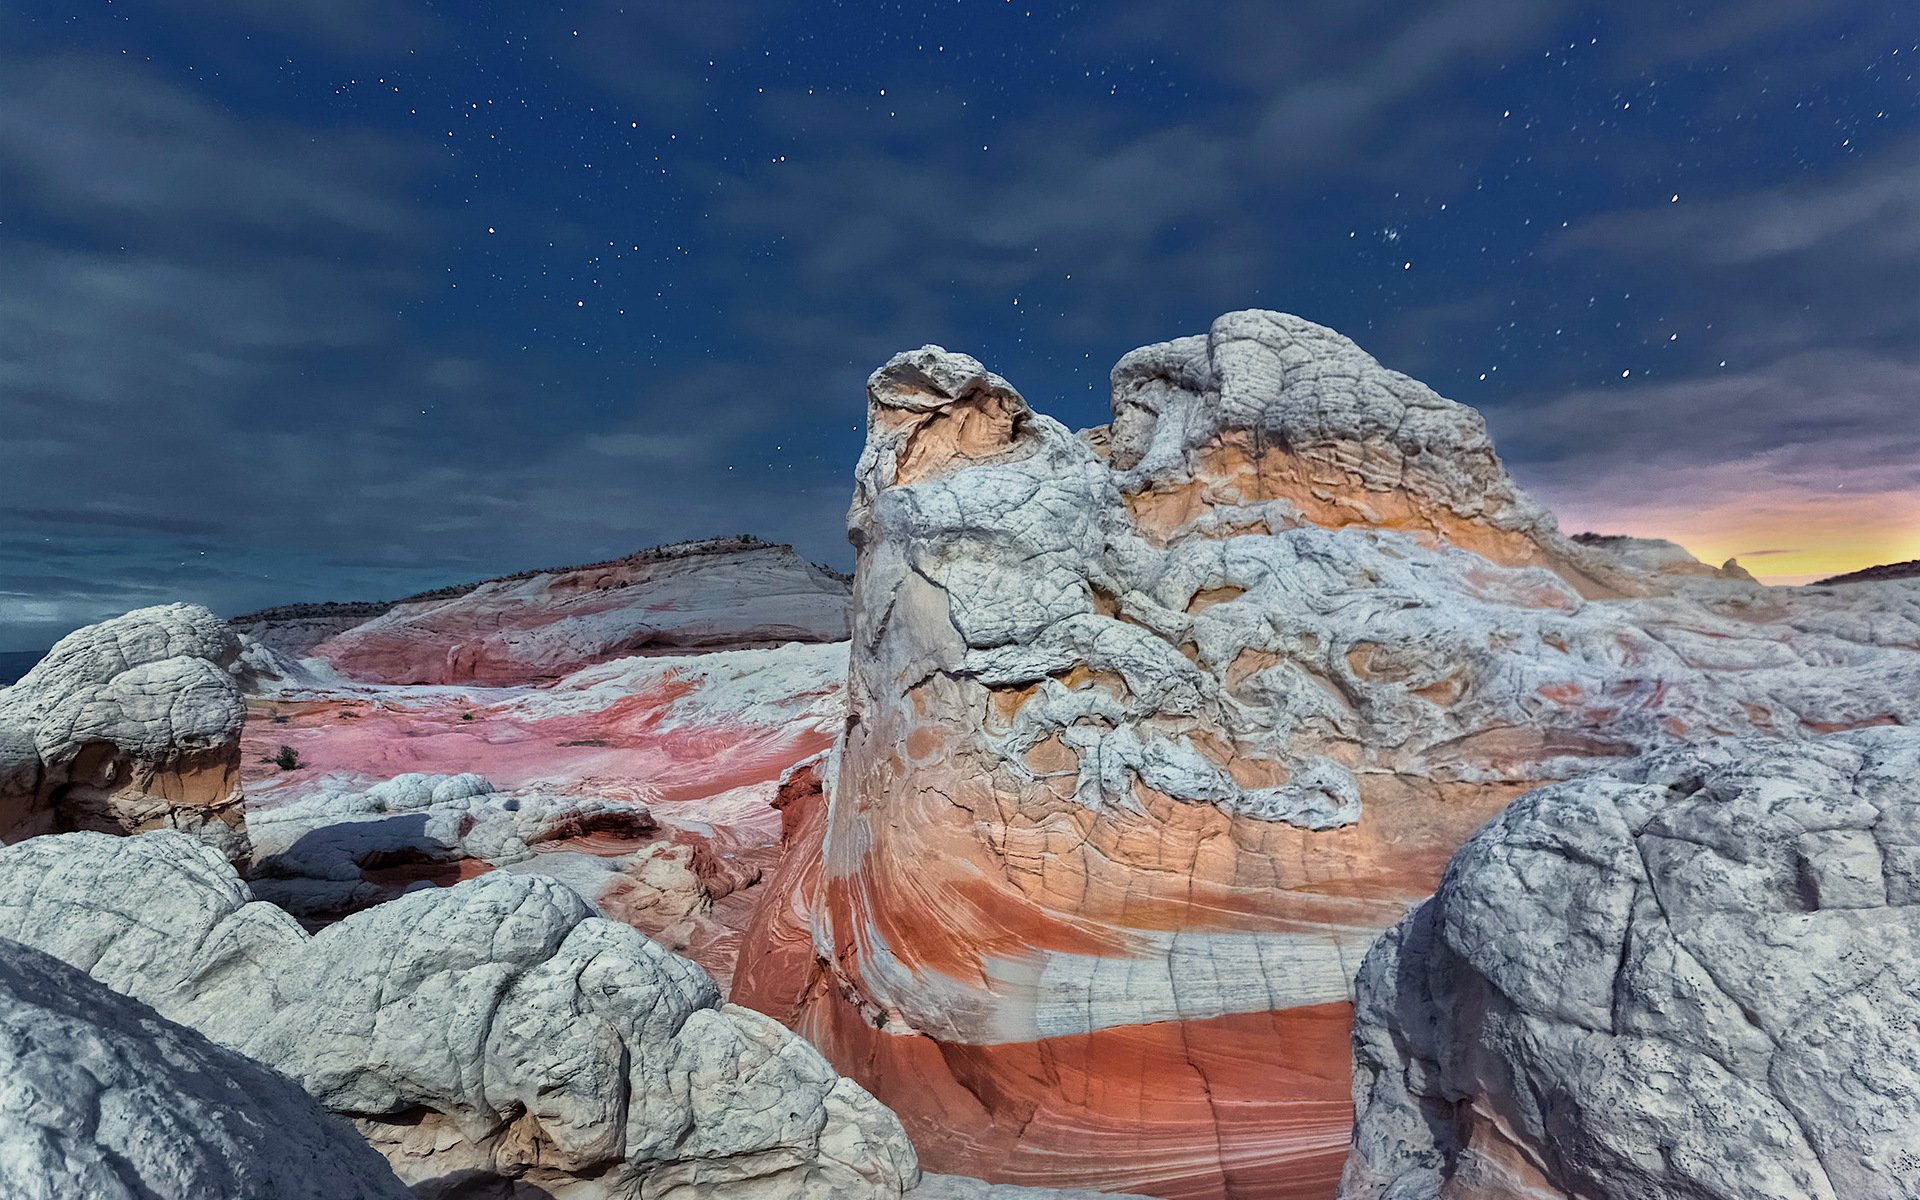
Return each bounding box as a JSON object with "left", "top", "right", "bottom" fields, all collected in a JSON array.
[{"left": 3, "top": 1, "right": 1917, "bottom": 652}]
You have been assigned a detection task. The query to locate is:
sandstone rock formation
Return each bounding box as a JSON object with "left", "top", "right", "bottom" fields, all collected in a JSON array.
[
  {"left": 733, "top": 311, "right": 1920, "bottom": 1199},
  {"left": 1342, "top": 727, "right": 1920, "bottom": 1200},
  {"left": 0, "top": 830, "right": 917, "bottom": 1200},
  {"left": 0, "top": 603, "right": 248, "bottom": 860},
  {"left": 305, "top": 536, "right": 851, "bottom": 684},
  {"left": 0, "top": 934, "right": 413, "bottom": 1200}
]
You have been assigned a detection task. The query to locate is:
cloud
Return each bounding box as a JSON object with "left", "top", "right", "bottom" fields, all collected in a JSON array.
[
  {"left": 1551, "top": 139, "right": 1920, "bottom": 356},
  {"left": 1495, "top": 351, "right": 1920, "bottom": 580},
  {"left": 0, "top": 58, "right": 421, "bottom": 247}
]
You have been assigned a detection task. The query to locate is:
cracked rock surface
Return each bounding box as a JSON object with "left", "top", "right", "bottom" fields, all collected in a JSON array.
[
  {"left": 0, "top": 603, "right": 249, "bottom": 860},
  {"left": 732, "top": 310, "right": 1920, "bottom": 1199},
  {"left": 0, "top": 934, "right": 411, "bottom": 1200},
  {"left": 0, "top": 830, "right": 918, "bottom": 1200},
  {"left": 1342, "top": 727, "right": 1920, "bottom": 1200}
]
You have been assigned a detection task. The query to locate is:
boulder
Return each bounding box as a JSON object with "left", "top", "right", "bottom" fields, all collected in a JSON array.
[
  {"left": 1342, "top": 727, "right": 1920, "bottom": 1200},
  {"left": 732, "top": 311, "right": 1920, "bottom": 1198},
  {"left": 0, "top": 934, "right": 410, "bottom": 1200},
  {"left": 0, "top": 603, "right": 248, "bottom": 860},
  {"left": 0, "top": 830, "right": 917, "bottom": 1199}
]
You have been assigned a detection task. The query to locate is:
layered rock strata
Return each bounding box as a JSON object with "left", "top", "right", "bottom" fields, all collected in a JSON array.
[
  {"left": 0, "top": 830, "right": 917, "bottom": 1200},
  {"left": 1342, "top": 727, "right": 1920, "bottom": 1200},
  {"left": 733, "top": 311, "right": 1920, "bottom": 1199},
  {"left": 0, "top": 603, "right": 248, "bottom": 860},
  {"left": 0, "top": 934, "right": 412, "bottom": 1200},
  {"left": 308, "top": 536, "right": 852, "bottom": 684}
]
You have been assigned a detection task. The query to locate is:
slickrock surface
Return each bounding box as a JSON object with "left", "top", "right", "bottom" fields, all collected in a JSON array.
[
  {"left": 241, "top": 641, "right": 845, "bottom": 985},
  {"left": 307, "top": 536, "right": 851, "bottom": 684},
  {"left": 246, "top": 770, "right": 658, "bottom": 917},
  {"left": 1343, "top": 727, "right": 1920, "bottom": 1200},
  {"left": 0, "top": 830, "right": 919, "bottom": 1200},
  {"left": 0, "top": 935, "right": 412, "bottom": 1200},
  {"left": 0, "top": 603, "right": 248, "bottom": 860},
  {"left": 732, "top": 311, "right": 1920, "bottom": 1199}
]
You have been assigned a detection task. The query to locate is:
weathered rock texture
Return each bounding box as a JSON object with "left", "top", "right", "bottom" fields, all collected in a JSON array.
[
  {"left": 0, "top": 603, "right": 248, "bottom": 860},
  {"left": 308, "top": 536, "right": 851, "bottom": 685},
  {"left": 241, "top": 640, "right": 847, "bottom": 986},
  {"left": 0, "top": 934, "right": 412, "bottom": 1200},
  {"left": 1343, "top": 727, "right": 1920, "bottom": 1200},
  {"left": 0, "top": 830, "right": 917, "bottom": 1200},
  {"left": 733, "top": 311, "right": 1920, "bottom": 1199}
]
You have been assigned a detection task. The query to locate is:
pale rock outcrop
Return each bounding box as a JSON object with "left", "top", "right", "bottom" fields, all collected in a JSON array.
[
  {"left": 1342, "top": 727, "right": 1920, "bottom": 1200},
  {"left": 0, "top": 830, "right": 917, "bottom": 1200},
  {"left": 0, "top": 935, "right": 411, "bottom": 1200},
  {"left": 0, "top": 603, "right": 248, "bottom": 860},
  {"left": 310, "top": 536, "right": 852, "bottom": 685},
  {"left": 733, "top": 311, "right": 1920, "bottom": 1199},
  {"left": 247, "top": 771, "right": 657, "bottom": 916}
]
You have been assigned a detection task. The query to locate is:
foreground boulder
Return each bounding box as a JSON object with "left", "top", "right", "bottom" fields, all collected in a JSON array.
[
  {"left": 0, "top": 603, "right": 248, "bottom": 860},
  {"left": 1343, "top": 727, "right": 1920, "bottom": 1200},
  {"left": 0, "top": 935, "right": 410, "bottom": 1200},
  {"left": 304, "top": 536, "right": 852, "bottom": 684},
  {"left": 732, "top": 311, "right": 1920, "bottom": 1198},
  {"left": 0, "top": 831, "right": 916, "bottom": 1199}
]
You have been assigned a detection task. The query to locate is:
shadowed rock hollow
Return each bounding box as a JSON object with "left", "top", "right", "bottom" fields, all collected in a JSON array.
[{"left": 732, "top": 310, "right": 1920, "bottom": 1200}]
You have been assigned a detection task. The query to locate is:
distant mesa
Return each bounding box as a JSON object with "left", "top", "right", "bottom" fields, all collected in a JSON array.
[
  {"left": 235, "top": 534, "right": 853, "bottom": 685},
  {"left": 0, "top": 603, "right": 249, "bottom": 863},
  {"left": 1815, "top": 559, "right": 1920, "bottom": 586}
]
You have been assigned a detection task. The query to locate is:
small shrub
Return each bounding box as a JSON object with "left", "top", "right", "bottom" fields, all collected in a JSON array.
[
  {"left": 274, "top": 745, "right": 302, "bottom": 772},
  {"left": 460, "top": 712, "right": 474, "bottom": 722}
]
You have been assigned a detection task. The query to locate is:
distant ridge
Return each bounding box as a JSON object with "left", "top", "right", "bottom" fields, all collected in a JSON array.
[
  {"left": 229, "top": 534, "right": 849, "bottom": 625},
  {"left": 1814, "top": 560, "right": 1920, "bottom": 586}
]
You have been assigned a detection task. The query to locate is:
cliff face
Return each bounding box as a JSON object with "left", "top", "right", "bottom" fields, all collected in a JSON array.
[
  {"left": 302, "top": 536, "right": 852, "bottom": 685},
  {"left": 732, "top": 311, "right": 1920, "bottom": 1199}
]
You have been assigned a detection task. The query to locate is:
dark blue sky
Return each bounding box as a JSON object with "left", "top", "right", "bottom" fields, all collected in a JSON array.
[{"left": 3, "top": 1, "right": 1917, "bottom": 650}]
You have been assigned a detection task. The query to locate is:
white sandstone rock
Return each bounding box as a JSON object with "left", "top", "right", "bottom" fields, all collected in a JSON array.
[
  {"left": 0, "top": 603, "right": 248, "bottom": 859},
  {"left": 0, "top": 934, "right": 411, "bottom": 1200},
  {"left": 0, "top": 830, "right": 919, "bottom": 1199},
  {"left": 1342, "top": 727, "right": 1920, "bottom": 1200}
]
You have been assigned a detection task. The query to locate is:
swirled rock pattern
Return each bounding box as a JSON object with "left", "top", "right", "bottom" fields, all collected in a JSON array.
[
  {"left": 0, "top": 830, "right": 917, "bottom": 1200},
  {"left": 732, "top": 311, "right": 1920, "bottom": 1199},
  {"left": 1342, "top": 727, "right": 1920, "bottom": 1200},
  {"left": 0, "top": 603, "right": 248, "bottom": 860},
  {"left": 0, "top": 934, "right": 411, "bottom": 1200}
]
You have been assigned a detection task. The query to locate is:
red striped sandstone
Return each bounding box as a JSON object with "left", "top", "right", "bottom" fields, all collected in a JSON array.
[{"left": 732, "top": 311, "right": 1920, "bottom": 1199}]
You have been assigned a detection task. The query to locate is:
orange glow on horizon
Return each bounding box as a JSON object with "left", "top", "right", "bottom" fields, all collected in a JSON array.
[{"left": 1548, "top": 486, "right": 1920, "bottom": 586}]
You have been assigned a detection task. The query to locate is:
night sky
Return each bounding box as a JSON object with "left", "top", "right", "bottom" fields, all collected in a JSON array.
[{"left": 3, "top": 2, "right": 1917, "bottom": 652}]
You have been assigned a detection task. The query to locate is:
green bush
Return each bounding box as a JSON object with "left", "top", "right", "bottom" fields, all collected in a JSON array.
[{"left": 274, "top": 745, "right": 302, "bottom": 772}]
